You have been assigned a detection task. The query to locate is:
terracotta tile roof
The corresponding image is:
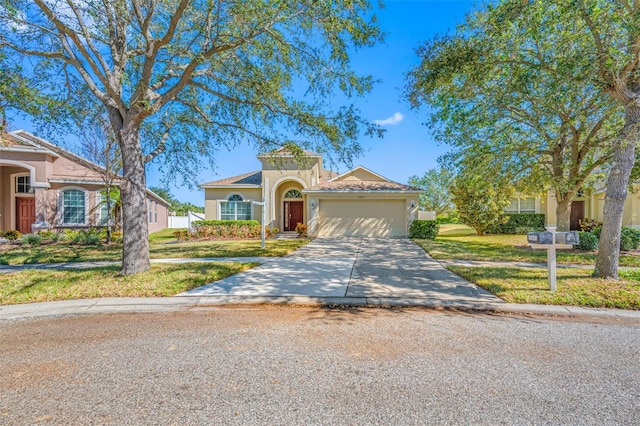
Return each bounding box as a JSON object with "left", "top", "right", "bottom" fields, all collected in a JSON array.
[
  {"left": 200, "top": 171, "right": 262, "bottom": 186},
  {"left": 0, "top": 132, "right": 29, "bottom": 147},
  {"left": 306, "top": 180, "right": 420, "bottom": 192},
  {"left": 320, "top": 169, "right": 339, "bottom": 181}
]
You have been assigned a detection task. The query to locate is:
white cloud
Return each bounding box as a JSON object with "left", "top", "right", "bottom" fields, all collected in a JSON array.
[{"left": 373, "top": 112, "right": 405, "bottom": 126}]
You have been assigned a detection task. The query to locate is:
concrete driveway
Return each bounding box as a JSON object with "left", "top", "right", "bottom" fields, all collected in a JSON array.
[{"left": 180, "top": 238, "right": 502, "bottom": 304}]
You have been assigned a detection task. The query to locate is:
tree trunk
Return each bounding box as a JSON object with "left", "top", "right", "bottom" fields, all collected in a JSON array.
[
  {"left": 555, "top": 196, "right": 572, "bottom": 232},
  {"left": 118, "top": 123, "right": 150, "bottom": 275},
  {"left": 594, "top": 105, "right": 640, "bottom": 279}
]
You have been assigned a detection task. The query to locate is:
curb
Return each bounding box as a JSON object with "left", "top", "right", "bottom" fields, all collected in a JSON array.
[{"left": 1, "top": 296, "right": 638, "bottom": 322}]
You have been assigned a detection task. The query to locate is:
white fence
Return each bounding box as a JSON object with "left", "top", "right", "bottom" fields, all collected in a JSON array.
[
  {"left": 168, "top": 211, "right": 205, "bottom": 228},
  {"left": 418, "top": 211, "right": 437, "bottom": 221}
]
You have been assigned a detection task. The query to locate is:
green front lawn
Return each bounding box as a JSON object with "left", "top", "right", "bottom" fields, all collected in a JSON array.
[
  {"left": 0, "top": 262, "right": 258, "bottom": 305},
  {"left": 449, "top": 265, "right": 640, "bottom": 310},
  {"left": 0, "top": 237, "right": 308, "bottom": 265},
  {"left": 415, "top": 224, "right": 640, "bottom": 267}
]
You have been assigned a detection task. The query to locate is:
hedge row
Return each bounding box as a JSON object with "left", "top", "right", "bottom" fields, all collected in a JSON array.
[
  {"left": 409, "top": 220, "right": 439, "bottom": 239},
  {"left": 488, "top": 213, "right": 546, "bottom": 234},
  {"left": 192, "top": 220, "right": 260, "bottom": 228}
]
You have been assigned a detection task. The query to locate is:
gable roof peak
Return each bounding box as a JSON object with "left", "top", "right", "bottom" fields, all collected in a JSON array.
[{"left": 329, "top": 165, "right": 390, "bottom": 183}]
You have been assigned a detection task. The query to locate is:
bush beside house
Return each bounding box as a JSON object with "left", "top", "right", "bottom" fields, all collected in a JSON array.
[
  {"left": 409, "top": 220, "right": 439, "bottom": 239},
  {"left": 488, "top": 213, "right": 546, "bottom": 234},
  {"left": 173, "top": 220, "right": 280, "bottom": 242}
]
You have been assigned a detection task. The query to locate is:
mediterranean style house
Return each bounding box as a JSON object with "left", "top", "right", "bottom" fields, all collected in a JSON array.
[
  {"left": 200, "top": 149, "right": 422, "bottom": 237},
  {"left": 0, "top": 130, "right": 169, "bottom": 234},
  {"left": 510, "top": 188, "right": 640, "bottom": 230}
]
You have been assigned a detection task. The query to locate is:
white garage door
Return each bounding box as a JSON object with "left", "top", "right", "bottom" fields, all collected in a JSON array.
[{"left": 318, "top": 199, "right": 407, "bottom": 237}]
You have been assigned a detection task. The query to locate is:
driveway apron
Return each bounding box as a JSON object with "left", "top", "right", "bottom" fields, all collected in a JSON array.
[
  {"left": 181, "top": 238, "right": 502, "bottom": 304},
  {"left": 345, "top": 238, "right": 501, "bottom": 303}
]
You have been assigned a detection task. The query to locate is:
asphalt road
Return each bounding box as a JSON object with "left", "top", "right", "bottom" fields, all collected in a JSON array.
[{"left": 1, "top": 307, "right": 639, "bottom": 425}]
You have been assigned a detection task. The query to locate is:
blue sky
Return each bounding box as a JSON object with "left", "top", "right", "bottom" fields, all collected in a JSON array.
[{"left": 8, "top": 0, "right": 475, "bottom": 205}]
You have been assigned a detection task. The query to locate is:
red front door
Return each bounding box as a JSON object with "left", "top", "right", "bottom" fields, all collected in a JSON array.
[
  {"left": 16, "top": 197, "right": 36, "bottom": 234},
  {"left": 284, "top": 201, "right": 304, "bottom": 231}
]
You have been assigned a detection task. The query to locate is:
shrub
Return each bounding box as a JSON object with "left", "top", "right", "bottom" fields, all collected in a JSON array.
[
  {"left": 620, "top": 227, "right": 640, "bottom": 251},
  {"left": 579, "top": 218, "right": 601, "bottom": 232},
  {"left": 21, "top": 233, "right": 42, "bottom": 246},
  {"left": 409, "top": 220, "right": 439, "bottom": 239},
  {"left": 4, "top": 230, "right": 21, "bottom": 241},
  {"left": 575, "top": 231, "right": 598, "bottom": 251},
  {"left": 488, "top": 214, "right": 546, "bottom": 234},
  {"left": 591, "top": 226, "right": 640, "bottom": 251},
  {"left": 295, "top": 222, "right": 307, "bottom": 237},
  {"left": 192, "top": 220, "right": 260, "bottom": 228},
  {"left": 37, "top": 230, "right": 56, "bottom": 241},
  {"left": 173, "top": 229, "right": 190, "bottom": 242},
  {"left": 110, "top": 231, "right": 124, "bottom": 244},
  {"left": 66, "top": 229, "right": 102, "bottom": 245},
  {"left": 265, "top": 226, "right": 280, "bottom": 238}
]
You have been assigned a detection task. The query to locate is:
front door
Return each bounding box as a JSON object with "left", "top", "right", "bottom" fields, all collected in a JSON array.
[
  {"left": 16, "top": 197, "right": 36, "bottom": 234},
  {"left": 570, "top": 200, "right": 585, "bottom": 230},
  {"left": 284, "top": 201, "right": 304, "bottom": 231}
]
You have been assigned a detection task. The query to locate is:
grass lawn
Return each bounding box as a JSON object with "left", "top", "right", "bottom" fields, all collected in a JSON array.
[
  {"left": 449, "top": 265, "right": 640, "bottom": 309},
  {"left": 0, "top": 262, "right": 258, "bottom": 305},
  {"left": 415, "top": 224, "right": 640, "bottom": 267},
  {"left": 0, "top": 237, "right": 308, "bottom": 265}
]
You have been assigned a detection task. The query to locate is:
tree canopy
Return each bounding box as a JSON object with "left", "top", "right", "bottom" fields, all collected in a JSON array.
[
  {"left": 408, "top": 167, "right": 454, "bottom": 216},
  {"left": 405, "top": 0, "right": 622, "bottom": 232},
  {"left": 0, "top": 0, "right": 384, "bottom": 274}
]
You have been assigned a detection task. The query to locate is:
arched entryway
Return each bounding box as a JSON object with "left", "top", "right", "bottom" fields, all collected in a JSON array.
[
  {"left": 272, "top": 180, "right": 305, "bottom": 232},
  {"left": 283, "top": 188, "right": 304, "bottom": 231}
]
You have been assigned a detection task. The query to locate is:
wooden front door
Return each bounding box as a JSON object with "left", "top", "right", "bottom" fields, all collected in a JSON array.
[
  {"left": 570, "top": 201, "right": 585, "bottom": 230},
  {"left": 284, "top": 201, "right": 304, "bottom": 231},
  {"left": 16, "top": 197, "right": 36, "bottom": 234}
]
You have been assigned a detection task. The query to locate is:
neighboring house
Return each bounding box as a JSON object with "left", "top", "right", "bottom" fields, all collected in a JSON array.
[
  {"left": 0, "top": 130, "right": 169, "bottom": 234},
  {"left": 510, "top": 189, "right": 640, "bottom": 230},
  {"left": 200, "top": 149, "right": 422, "bottom": 237}
]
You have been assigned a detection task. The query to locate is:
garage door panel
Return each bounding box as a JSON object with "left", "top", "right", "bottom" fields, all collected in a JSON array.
[{"left": 318, "top": 200, "right": 406, "bottom": 237}]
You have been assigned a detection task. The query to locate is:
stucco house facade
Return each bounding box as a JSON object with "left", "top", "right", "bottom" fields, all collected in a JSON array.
[
  {"left": 200, "top": 150, "right": 421, "bottom": 237},
  {"left": 0, "top": 130, "right": 169, "bottom": 234},
  {"left": 511, "top": 188, "right": 640, "bottom": 230}
]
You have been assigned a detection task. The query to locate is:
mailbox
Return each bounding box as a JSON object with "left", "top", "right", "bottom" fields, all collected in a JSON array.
[
  {"left": 555, "top": 231, "right": 580, "bottom": 245},
  {"left": 527, "top": 231, "right": 554, "bottom": 245}
]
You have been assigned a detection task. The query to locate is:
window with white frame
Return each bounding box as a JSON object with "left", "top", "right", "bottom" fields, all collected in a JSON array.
[
  {"left": 154, "top": 202, "right": 158, "bottom": 223},
  {"left": 220, "top": 194, "right": 252, "bottom": 220},
  {"left": 62, "top": 189, "right": 86, "bottom": 225},
  {"left": 16, "top": 176, "right": 31, "bottom": 194},
  {"left": 99, "top": 193, "right": 109, "bottom": 225},
  {"left": 148, "top": 199, "right": 155, "bottom": 223},
  {"left": 505, "top": 197, "right": 536, "bottom": 214}
]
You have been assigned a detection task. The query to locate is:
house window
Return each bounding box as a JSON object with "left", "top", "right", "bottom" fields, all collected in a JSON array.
[
  {"left": 220, "top": 194, "right": 252, "bottom": 220},
  {"left": 284, "top": 189, "right": 302, "bottom": 199},
  {"left": 62, "top": 189, "right": 86, "bottom": 225},
  {"left": 506, "top": 197, "right": 536, "bottom": 214},
  {"left": 154, "top": 202, "right": 158, "bottom": 224},
  {"left": 99, "top": 193, "right": 109, "bottom": 226},
  {"left": 148, "top": 199, "right": 155, "bottom": 223},
  {"left": 16, "top": 176, "right": 31, "bottom": 194}
]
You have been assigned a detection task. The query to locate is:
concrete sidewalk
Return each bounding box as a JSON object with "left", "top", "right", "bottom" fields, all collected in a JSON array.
[{"left": 1, "top": 238, "right": 639, "bottom": 321}]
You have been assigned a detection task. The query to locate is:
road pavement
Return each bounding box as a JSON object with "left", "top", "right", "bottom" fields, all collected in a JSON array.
[{"left": 1, "top": 307, "right": 638, "bottom": 425}]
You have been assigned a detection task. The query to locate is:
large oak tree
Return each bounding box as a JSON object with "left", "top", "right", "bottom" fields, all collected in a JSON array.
[
  {"left": 0, "top": 0, "right": 383, "bottom": 274},
  {"left": 406, "top": 0, "right": 621, "bottom": 232}
]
